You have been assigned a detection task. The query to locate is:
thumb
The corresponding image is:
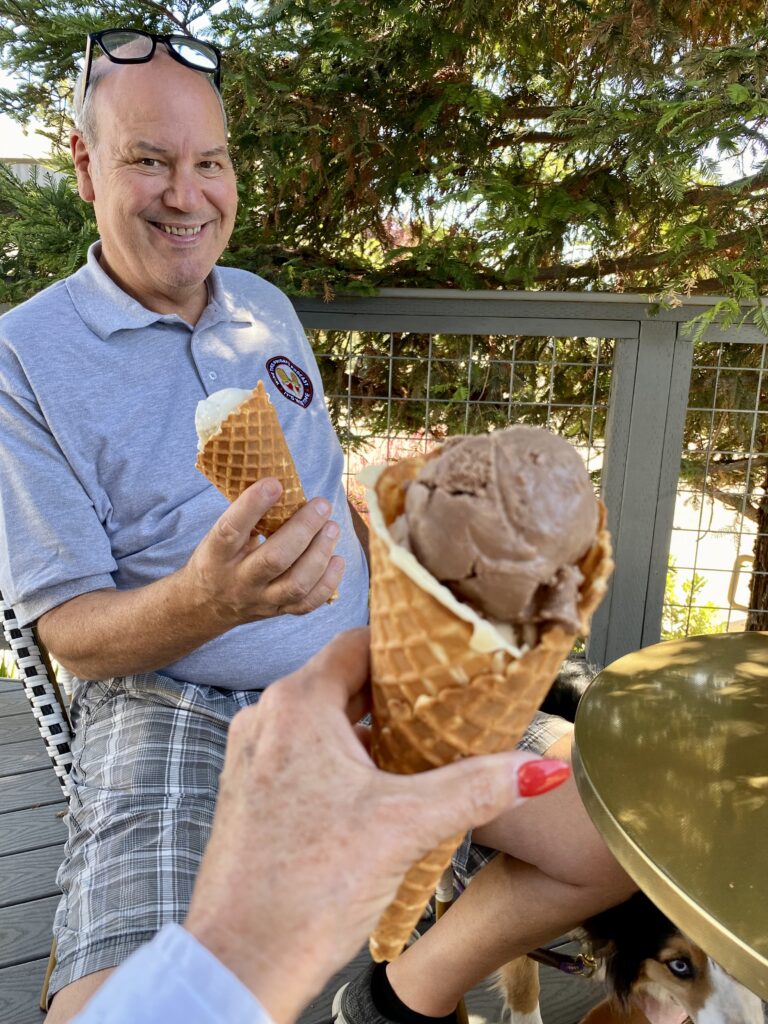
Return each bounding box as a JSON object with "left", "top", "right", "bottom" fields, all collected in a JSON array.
[
  {"left": 207, "top": 478, "right": 283, "bottom": 554},
  {"left": 398, "top": 752, "right": 571, "bottom": 852}
]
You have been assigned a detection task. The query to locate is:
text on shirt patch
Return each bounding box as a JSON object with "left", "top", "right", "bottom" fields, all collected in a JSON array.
[{"left": 266, "top": 356, "right": 314, "bottom": 408}]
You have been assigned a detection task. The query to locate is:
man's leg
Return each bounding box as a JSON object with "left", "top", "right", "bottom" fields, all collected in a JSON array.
[
  {"left": 45, "top": 968, "right": 114, "bottom": 1023},
  {"left": 387, "top": 734, "right": 636, "bottom": 1015},
  {"left": 337, "top": 728, "right": 636, "bottom": 1023},
  {"left": 44, "top": 674, "right": 258, "bottom": 1015}
]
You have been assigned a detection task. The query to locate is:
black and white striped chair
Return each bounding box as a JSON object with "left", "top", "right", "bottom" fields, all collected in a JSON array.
[
  {"left": 1, "top": 590, "right": 73, "bottom": 796},
  {"left": 1, "top": 588, "right": 73, "bottom": 1008}
]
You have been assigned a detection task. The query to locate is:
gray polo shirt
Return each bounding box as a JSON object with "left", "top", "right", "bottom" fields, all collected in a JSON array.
[{"left": 0, "top": 243, "right": 368, "bottom": 689}]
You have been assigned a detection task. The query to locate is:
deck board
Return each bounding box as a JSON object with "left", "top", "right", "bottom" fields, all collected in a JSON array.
[
  {"left": 0, "top": 958, "right": 48, "bottom": 1024},
  {"left": 0, "top": 739, "right": 50, "bottom": 778},
  {"left": 0, "top": 895, "right": 61, "bottom": 966},
  {"left": 0, "top": 846, "right": 64, "bottom": 908},
  {"left": 0, "top": 715, "right": 44, "bottom": 745},
  {"left": 0, "top": 768, "right": 63, "bottom": 814},
  {"left": 0, "top": 805, "right": 66, "bottom": 857},
  {"left": 0, "top": 687, "right": 28, "bottom": 716}
]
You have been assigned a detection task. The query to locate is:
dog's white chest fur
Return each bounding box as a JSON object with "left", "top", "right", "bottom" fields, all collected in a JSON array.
[{"left": 693, "top": 960, "right": 764, "bottom": 1024}]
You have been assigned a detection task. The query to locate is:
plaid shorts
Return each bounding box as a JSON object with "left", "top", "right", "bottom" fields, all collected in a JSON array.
[
  {"left": 49, "top": 677, "right": 570, "bottom": 996},
  {"left": 451, "top": 709, "right": 572, "bottom": 891},
  {"left": 49, "top": 672, "right": 263, "bottom": 999}
]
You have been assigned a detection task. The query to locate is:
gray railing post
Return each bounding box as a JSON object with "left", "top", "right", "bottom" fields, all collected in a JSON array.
[{"left": 587, "top": 320, "right": 693, "bottom": 667}]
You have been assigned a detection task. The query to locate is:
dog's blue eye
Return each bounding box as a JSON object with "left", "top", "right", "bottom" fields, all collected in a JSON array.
[{"left": 666, "top": 958, "right": 694, "bottom": 978}]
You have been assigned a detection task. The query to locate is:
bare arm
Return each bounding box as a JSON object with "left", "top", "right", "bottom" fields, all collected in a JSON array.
[
  {"left": 37, "top": 578, "right": 224, "bottom": 681},
  {"left": 347, "top": 497, "right": 370, "bottom": 566},
  {"left": 37, "top": 479, "right": 345, "bottom": 680}
]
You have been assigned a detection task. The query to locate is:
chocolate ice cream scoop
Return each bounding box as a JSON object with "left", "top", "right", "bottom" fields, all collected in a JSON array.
[{"left": 394, "top": 426, "right": 598, "bottom": 631}]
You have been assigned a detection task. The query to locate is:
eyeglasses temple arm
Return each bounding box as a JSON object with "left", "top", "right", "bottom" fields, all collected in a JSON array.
[{"left": 77, "top": 34, "right": 96, "bottom": 114}]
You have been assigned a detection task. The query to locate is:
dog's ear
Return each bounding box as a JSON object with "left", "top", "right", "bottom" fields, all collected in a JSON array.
[
  {"left": 597, "top": 939, "right": 637, "bottom": 1010},
  {"left": 582, "top": 894, "right": 678, "bottom": 1009},
  {"left": 575, "top": 927, "right": 632, "bottom": 1010}
]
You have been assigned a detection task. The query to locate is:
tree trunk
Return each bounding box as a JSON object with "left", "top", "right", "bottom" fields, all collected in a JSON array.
[{"left": 746, "top": 468, "right": 768, "bottom": 631}]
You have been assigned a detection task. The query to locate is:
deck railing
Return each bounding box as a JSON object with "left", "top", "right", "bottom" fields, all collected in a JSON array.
[
  {"left": 1, "top": 290, "right": 764, "bottom": 668},
  {"left": 294, "top": 290, "right": 767, "bottom": 668}
]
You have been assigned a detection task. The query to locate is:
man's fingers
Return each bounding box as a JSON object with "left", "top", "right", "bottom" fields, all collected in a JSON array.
[
  {"left": 396, "top": 751, "right": 571, "bottom": 848},
  {"left": 279, "top": 555, "right": 345, "bottom": 615},
  {"left": 298, "top": 628, "right": 371, "bottom": 715},
  {"left": 262, "top": 525, "right": 342, "bottom": 607},
  {"left": 247, "top": 498, "right": 334, "bottom": 581},
  {"left": 210, "top": 478, "right": 282, "bottom": 553}
]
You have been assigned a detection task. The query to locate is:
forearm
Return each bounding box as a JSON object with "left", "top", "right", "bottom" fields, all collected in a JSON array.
[
  {"left": 36, "top": 483, "right": 344, "bottom": 680},
  {"left": 37, "top": 569, "right": 229, "bottom": 680},
  {"left": 348, "top": 499, "right": 370, "bottom": 565}
]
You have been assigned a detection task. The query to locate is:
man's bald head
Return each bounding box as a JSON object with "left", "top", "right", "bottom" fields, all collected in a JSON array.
[{"left": 72, "top": 43, "right": 227, "bottom": 149}]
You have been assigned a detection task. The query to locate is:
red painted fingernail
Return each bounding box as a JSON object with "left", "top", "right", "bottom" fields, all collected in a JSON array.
[{"left": 518, "top": 759, "right": 571, "bottom": 798}]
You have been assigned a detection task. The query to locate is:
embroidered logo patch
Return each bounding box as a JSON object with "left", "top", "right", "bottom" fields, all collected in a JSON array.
[{"left": 266, "top": 356, "right": 313, "bottom": 408}]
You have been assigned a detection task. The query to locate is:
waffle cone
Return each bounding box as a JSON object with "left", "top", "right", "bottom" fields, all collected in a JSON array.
[
  {"left": 196, "top": 381, "right": 306, "bottom": 537},
  {"left": 366, "top": 453, "right": 614, "bottom": 962}
]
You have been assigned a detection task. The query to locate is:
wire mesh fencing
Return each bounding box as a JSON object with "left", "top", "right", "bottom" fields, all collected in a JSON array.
[
  {"left": 668, "top": 334, "right": 767, "bottom": 635},
  {"left": 310, "top": 328, "right": 614, "bottom": 517},
  {"left": 307, "top": 320, "right": 767, "bottom": 643}
]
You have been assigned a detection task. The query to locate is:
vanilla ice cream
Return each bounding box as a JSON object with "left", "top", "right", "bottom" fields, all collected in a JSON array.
[{"left": 195, "top": 388, "right": 252, "bottom": 450}]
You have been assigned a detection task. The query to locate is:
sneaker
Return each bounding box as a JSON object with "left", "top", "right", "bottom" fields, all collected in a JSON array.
[
  {"left": 331, "top": 962, "right": 460, "bottom": 1024},
  {"left": 332, "top": 963, "right": 389, "bottom": 1024}
]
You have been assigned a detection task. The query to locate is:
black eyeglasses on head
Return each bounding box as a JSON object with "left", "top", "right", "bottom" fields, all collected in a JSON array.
[{"left": 79, "top": 28, "right": 222, "bottom": 106}]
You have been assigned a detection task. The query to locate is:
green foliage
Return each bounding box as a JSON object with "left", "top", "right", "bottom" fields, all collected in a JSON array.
[
  {"left": 662, "top": 558, "right": 727, "bottom": 639},
  {"left": 2, "top": 0, "right": 768, "bottom": 308},
  {"left": 0, "top": 160, "right": 98, "bottom": 302},
  {"left": 0, "top": 656, "right": 16, "bottom": 678}
]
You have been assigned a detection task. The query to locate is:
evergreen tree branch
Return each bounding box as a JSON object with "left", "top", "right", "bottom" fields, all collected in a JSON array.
[
  {"left": 529, "top": 229, "right": 760, "bottom": 283},
  {"left": 708, "top": 455, "right": 768, "bottom": 476},
  {"left": 683, "top": 168, "right": 768, "bottom": 206},
  {"left": 134, "top": 0, "right": 189, "bottom": 30},
  {"left": 701, "top": 482, "right": 758, "bottom": 522},
  {"left": 490, "top": 130, "right": 575, "bottom": 147}
]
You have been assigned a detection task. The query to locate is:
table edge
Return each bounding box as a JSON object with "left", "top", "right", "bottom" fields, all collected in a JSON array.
[{"left": 572, "top": 744, "right": 768, "bottom": 1000}]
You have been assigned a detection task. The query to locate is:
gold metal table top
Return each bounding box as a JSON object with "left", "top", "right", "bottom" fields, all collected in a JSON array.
[{"left": 572, "top": 632, "right": 768, "bottom": 999}]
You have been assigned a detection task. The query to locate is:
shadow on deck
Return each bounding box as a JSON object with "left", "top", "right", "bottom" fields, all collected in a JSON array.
[{"left": 0, "top": 680, "right": 607, "bottom": 1023}]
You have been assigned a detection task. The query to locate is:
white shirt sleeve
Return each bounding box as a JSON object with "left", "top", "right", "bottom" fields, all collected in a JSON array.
[{"left": 71, "top": 923, "right": 273, "bottom": 1024}]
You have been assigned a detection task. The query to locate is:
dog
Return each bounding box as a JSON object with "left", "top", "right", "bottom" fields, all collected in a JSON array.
[
  {"left": 496, "top": 896, "right": 765, "bottom": 1023},
  {"left": 493, "top": 661, "right": 765, "bottom": 1024}
]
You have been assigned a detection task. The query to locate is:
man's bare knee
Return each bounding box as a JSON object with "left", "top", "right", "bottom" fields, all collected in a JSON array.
[
  {"left": 542, "top": 730, "right": 573, "bottom": 763},
  {"left": 44, "top": 968, "right": 115, "bottom": 1023}
]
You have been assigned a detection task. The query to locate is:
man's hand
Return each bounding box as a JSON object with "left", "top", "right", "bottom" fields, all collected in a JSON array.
[
  {"left": 185, "top": 477, "right": 345, "bottom": 629},
  {"left": 37, "top": 478, "right": 345, "bottom": 679},
  {"left": 184, "top": 628, "right": 570, "bottom": 1024}
]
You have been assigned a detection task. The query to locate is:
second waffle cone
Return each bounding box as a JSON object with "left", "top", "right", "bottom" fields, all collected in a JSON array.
[
  {"left": 196, "top": 381, "right": 306, "bottom": 537},
  {"left": 366, "top": 452, "right": 614, "bottom": 962}
]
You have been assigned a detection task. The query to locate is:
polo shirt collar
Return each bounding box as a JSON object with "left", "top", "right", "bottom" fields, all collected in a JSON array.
[{"left": 66, "top": 242, "right": 251, "bottom": 340}]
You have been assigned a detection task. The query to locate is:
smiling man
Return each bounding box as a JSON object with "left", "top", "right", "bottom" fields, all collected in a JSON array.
[{"left": 0, "top": 30, "right": 370, "bottom": 1021}]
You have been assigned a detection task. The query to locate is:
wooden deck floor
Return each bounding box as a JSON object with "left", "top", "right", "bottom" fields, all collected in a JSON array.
[{"left": 0, "top": 679, "right": 607, "bottom": 1023}]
